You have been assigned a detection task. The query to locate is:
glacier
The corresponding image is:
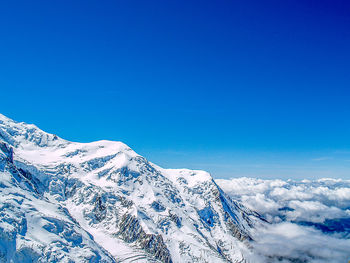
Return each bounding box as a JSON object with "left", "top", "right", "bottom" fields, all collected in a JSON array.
[{"left": 0, "top": 114, "right": 264, "bottom": 263}]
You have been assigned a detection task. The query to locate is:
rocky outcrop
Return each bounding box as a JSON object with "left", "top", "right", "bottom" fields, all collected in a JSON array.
[
  {"left": 93, "top": 196, "right": 107, "bottom": 222},
  {"left": 119, "top": 213, "right": 172, "bottom": 263},
  {"left": 0, "top": 142, "right": 13, "bottom": 163}
]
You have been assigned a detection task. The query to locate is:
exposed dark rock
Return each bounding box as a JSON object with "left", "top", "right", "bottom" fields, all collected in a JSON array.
[
  {"left": 212, "top": 184, "right": 252, "bottom": 241},
  {"left": 93, "top": 196, "right": 107, "bottom": 222},
  {"left": 119, "top": 213, "right": 172, "bottom": 263},
  {"left": 119, "top": 196, "right": 133, "bottom": 208},
  {"left": 168, "top": 211, "right": 182, "bottom": 228},
  {"left": 225, "top": 216, "right": 250, "bottom": 242},
  {"left": 0, "top": 142, "right": 13, "bottom": 163}
]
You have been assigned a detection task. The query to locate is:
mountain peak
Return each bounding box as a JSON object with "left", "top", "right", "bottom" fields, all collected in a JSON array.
[{"left": 0, "top": 113, "right": 262, "bottom": 263}]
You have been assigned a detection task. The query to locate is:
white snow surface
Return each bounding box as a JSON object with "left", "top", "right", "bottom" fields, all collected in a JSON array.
[{"left": 0, "top": 114, "right": 261, "bottom": 263}]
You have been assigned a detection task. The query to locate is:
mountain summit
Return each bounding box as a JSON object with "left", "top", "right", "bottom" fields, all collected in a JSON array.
[{"left": 0, "top": 114, "right": 263, "bottom": 263}]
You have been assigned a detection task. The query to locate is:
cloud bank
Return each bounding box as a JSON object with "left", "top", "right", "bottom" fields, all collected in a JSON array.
[{"left": 216, "top": 177, "right": 350, "bottom": 263}]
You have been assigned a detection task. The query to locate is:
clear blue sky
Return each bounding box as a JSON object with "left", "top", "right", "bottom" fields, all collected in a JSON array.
[{"left": 1, "top": 0, "right": 350, "bottom": 179}]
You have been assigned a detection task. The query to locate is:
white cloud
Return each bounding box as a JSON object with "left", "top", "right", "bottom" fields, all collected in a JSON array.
[
  {"left": 312, "top": 157, "right": 333, "bottom": 161},
  {"left": 216, "top": 177, "right": 350, "bottom": 262},
  {"left": 217, "top": 177, "right": 350, "bottom": 223},
  {"left": 246, "top": 222, "right": 350, "bottom": 263}
]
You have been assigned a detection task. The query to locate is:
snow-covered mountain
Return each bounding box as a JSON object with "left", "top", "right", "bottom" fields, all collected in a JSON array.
[{"left": 0, "top": 114, "right": 263, "bottom": 263}]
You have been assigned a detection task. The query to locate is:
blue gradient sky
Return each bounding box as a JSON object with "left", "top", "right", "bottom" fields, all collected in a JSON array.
[{"left": 1, "top": 1, "right": 350, "bottom": 179}]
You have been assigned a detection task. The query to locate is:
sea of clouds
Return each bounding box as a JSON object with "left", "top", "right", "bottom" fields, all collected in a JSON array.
[{"left": 216, "top": 177, "right": 350, "bottom": 263}]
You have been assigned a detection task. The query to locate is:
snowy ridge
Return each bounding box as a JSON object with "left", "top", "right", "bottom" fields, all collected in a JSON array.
[{"left": 0, "top": 114, "right": 262, "bottom": 263}]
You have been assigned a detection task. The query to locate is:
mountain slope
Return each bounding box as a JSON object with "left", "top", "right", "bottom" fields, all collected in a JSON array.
[{"left": 0, "top": 114, "right": 262, "bottom": 263}]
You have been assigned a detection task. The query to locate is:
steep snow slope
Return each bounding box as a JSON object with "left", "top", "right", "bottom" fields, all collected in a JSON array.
[
  {"left": 0, "top": 114, "right": 262, "bottom": 263},
  {"left": 0, "top": 138, "right": 115, "bottom": 262}
]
